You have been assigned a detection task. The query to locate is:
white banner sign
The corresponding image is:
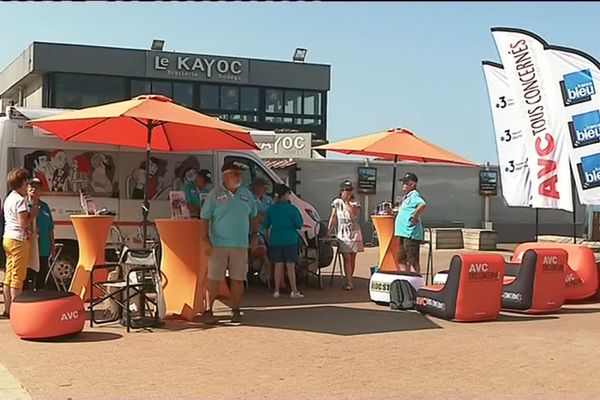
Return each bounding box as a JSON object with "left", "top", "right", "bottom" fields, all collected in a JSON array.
[
  {"left": 491, "top": 28, "right": 573, "bottom": 212},
  {"left": 482, "top": 61, "right": 532, "bottom": 206},
  {"left": 255, "top": 132, "right": 312, "bottom": 159},
  {"left": 546, "top": 47, "right": 600, "bottom": 205}
]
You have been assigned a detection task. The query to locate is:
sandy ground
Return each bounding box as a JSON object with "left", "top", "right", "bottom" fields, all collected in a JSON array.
[{"left": 1, "top": 246, "right": 600, "bottom": 400}]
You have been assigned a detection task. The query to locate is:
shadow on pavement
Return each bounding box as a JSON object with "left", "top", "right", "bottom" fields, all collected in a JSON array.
[
  {"left": 31, "top": 331, "right": 123, "bottom": 343},
  {"left": 495, "top": 313, "right": 558, "bottom": 322},
  {"left": 241, "top": 276, "right": 372, "bottom": 309},
  {"left": 557, "top": 307, "right": 600, "bottom": 315},
  {"left": 243, "top": 305, "right": 441, "bottom": 336}
]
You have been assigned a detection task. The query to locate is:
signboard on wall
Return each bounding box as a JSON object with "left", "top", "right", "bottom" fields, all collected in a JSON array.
[
  {"left": 145, "top": 51, "right": 249, "bottom": 84},
  {"left": 256, "top": 133, "right": 312, "bottom": 159},
  {"left": 357, "top": 167, "right": 377, "bottom": 194},
  {"left": 479, "top": 170, "right": 498, "bottom": 196}
]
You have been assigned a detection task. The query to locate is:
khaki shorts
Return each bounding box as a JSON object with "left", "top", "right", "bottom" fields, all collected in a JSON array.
[
  {"left": 398, "top": 237, "right": 421, "bottom": 266},
  {"left": 3, "top": 238, "right": 31, "bottom": 289},
  {"left": 208, "top": 247, "right": 248, "bottom": 282}
]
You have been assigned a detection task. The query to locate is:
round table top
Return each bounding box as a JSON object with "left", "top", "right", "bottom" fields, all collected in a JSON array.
[{"left": 70, "top": 214, "right": 114, "bottom": 219}]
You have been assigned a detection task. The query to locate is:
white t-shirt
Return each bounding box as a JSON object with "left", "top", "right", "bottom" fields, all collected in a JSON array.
[{"left": 3, "top": 190, "right": 29, "bottom": 241}]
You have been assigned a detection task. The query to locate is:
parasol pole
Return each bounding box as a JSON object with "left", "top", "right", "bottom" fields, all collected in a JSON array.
[
  {"left": 391, "top": 155, "right": 398, "bottom": 205},
  {"left": 142, "top": 121, "right": 153, "bottom": 249}
]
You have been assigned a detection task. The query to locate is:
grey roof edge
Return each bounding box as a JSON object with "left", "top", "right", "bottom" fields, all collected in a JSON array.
[
  {"left": 30, "top": 41, "right": 332, "bottom": 69},
  {"left": 0, "top": 43, "right": 35, "bottom": 96}
]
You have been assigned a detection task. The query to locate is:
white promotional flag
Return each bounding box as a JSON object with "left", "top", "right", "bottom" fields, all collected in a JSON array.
[
  {"left": 482, "top": 61, "right": 532, "bottom": 206},
  {"left": 545, "top": 46, "right": 600, "bottom": 205},
  {"left": 491, "top": 27, "right": 573, "bottom": 212}
]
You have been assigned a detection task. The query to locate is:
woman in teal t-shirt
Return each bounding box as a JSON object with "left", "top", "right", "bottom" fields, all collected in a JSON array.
[
  {"left": 26, "top": 178, "right": 55, "bottom": 290},
  {"left": 262, "top": 184, "right": 304, "bottom": 300}
]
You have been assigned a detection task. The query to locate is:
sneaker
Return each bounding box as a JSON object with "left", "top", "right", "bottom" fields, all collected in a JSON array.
[
  {"left": 290, "top": 291, "right": 305, "bottom": 299},
  {"left": 231, "top": 309, "right": 243, "bottom": 324},
  {"left": 272, "top": 291, "right": 280, "bottom": 299},
  {"left": 203, "top": 310, "right": 216, "bottom": 325}
]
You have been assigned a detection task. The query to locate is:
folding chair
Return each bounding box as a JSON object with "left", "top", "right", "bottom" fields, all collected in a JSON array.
[
  {"left": 89, "top": 246, "right": 162, "bottom": 332},
  {"left": 297, "top": 221, "right": 337, "bottom": 289}
]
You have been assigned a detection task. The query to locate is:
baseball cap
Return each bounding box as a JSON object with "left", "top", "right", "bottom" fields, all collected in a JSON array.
[
  {"left": 274, "top": 183, "right": 292, "bottom": 198},
  {"left": 340, "top": 180, "right": 354, "bottom": 190},
  {"left": 252, "top": 177, "right": 268, "bottom": 187},
  {"left": 198, "top": 169, "right": 212, "bottom": 184},
  {"left": 29, "top": 177, "right": 42, "bottom": 186},
  {"left": 402, "top": 172, "right": 418, "bottom": 183},
  {"left": 221, "top": 160, "right": 246, "bottom": 173}
]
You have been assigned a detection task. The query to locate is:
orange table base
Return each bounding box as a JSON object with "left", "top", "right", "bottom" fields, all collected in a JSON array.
[
  {"left": 371, "top": 215, "right": 401, "bottom": 272},
  {"left": 68, "top": 215, "right": 114, "bottom": 301},
  {"left": 156, "top": 219, "right": 232, "bottom": 321}
]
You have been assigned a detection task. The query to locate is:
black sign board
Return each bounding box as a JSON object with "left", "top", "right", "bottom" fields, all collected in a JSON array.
[
  {"left": 357, "top": 167, "right": 377, "bottom": 194},
  {"left": 479, "top": 170, "right": 498, "bottom": 196}
]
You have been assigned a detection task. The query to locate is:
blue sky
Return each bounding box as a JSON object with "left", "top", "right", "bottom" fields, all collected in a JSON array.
[{"left": 2, "top": 2, "right": 600, "bottom": 164}]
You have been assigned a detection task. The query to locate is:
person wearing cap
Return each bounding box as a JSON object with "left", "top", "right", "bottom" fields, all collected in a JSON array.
[
  {"left": 200, "top": 160, "right": 259, "bottom": 324},
  {"left": 182, "top": 167, "right": 212, "bottom": 218},
  {"left": 395, "top": 172, "right": 427, "bottom": 274},
  {"left": 25, "top": 178, "right": 56, "bottom": 290},
  {"left": 262, "top": 184, "right": 304, "bottom": 299},
  {"left": 327, "top": 180, "right": 364, "bottom": 290},
  {"left": 249, "top": 177, "right": 273, "bottom": 280}
]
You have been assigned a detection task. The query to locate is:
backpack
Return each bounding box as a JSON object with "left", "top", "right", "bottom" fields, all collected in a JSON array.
[{"left": 389, "top": 279, "right": 417, "bottom": 310}]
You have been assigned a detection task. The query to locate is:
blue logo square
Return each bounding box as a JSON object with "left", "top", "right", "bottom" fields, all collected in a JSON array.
[
  {"left": 577, "top": 153, "right": 600, "bottom": 190},
  {"left": 569, "top": 110, "right": 600, "bottom": 148},
  {"left": 561, "top": 69, "right": 596, "bottom": 106}
]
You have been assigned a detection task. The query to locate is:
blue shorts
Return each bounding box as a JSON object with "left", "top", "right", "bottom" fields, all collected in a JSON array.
[{"left": 268, "top": 245, "right": 299, "bottom": 264}]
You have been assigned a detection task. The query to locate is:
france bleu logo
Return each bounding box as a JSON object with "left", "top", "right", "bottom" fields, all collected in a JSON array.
[
  {"left": 569, "top": 110, "right": 600, "bottom": 148},
  {"left": 577, "top": 153, "right": 600, "bottom": 190},
  {"left": 560, "top": 69, "right": 596, "bottom": 107}
]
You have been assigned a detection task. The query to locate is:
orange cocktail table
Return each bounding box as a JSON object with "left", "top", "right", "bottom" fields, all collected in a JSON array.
[
  {"left": 68, "top": 215, "right": 114, "bottom": 301},
  {"left": 371, "top": 215, "right": 401, "bottom": 272},
  {"left": 155, "top": 219, "right": 231, "bottom": 321}
]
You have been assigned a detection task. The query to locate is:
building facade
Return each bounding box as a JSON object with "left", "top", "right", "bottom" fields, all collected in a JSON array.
[{"left": 0, "top": 42, "right": 331, "bottom": 143}]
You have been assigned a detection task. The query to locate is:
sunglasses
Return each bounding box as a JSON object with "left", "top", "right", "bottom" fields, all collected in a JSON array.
[{"left": 342, "top": 188, "right": 353, "bottom": 192}]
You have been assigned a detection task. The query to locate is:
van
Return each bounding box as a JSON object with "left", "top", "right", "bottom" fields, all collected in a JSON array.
[{"left": 0, "top": 106, "right": 322, "bottom": 280}]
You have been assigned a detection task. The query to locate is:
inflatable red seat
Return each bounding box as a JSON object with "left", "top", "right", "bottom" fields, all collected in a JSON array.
[
  {"left": 503, "top": 248, "right": 566, "bottom": 313},
  {"left": 416, "top": 253, "right": 505, "bottom": 322},
  {"left": 11, "top": 291, "right": 85, "bottom": 340},
  {"left": 512, "top": 243, "right": 599, "bottom": 301}
]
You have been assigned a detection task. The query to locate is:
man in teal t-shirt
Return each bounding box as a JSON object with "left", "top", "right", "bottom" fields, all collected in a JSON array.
[
  {"left": 394, "top": 173, "right": 427, "bottom": 274},
  {"left": 200, "top": 161, "right": 259, "bottom": 325},
  {"left": 182, "top": 168, "right": 212, "bottom": 218}
]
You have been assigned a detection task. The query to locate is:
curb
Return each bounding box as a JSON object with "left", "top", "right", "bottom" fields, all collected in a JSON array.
[{"left": 0, "top": 363, "right": 31, "bottom": 400}]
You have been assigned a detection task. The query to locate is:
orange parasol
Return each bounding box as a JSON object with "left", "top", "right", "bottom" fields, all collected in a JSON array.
[
  {"left": 315, "top": 127, "right": 476, "bottom": 202},
  {"left": 29, "top": 94, "right": 258, "bottom": 243}
]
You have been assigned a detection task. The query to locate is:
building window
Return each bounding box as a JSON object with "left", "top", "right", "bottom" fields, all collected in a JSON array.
[
  {"left": 52, "top": 73, "right": 126, "bottom": 109},
  {"left": 200, "top": 84, "right": 219, "bottom": 110},
  {"left": 220, "top": 86, "right": 239, "bottom": 111},
  {"left": 265, "top": 89, "right": 283, "bottom": 113},
  {"left": 284, "top": 90, "right": 302, "bottom": 115},
  {"left": 152, "top": 81, "right": 172, "bottom": 98},
  {"left": 240, "top": 87, "right": 259, "bottom": 112},
  {"left": 130, "top": 80, "right": 151, "bottom": 98},
  {"left": 303, "top": 91, "right": 322, "bottom": 116},
  {"left": 173, "top": 82, "right": 194, "bottom": 108}
]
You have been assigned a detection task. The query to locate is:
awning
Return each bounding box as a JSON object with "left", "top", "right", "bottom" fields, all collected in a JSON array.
[{"left": 266, "top": 160, "right": 297, "bottom": 169}]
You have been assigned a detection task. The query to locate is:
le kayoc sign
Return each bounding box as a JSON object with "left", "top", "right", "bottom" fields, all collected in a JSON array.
[
  {"left": 146, "top": 52, "right": 249, "bottom": 83},
  {"left": 256, "top": 133, "right": 312, "bottom": 159}
]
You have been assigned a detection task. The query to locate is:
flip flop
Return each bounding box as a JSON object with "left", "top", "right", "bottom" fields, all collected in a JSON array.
[{"left": 343, "top": 283, "right": 353, "bottom": 291}]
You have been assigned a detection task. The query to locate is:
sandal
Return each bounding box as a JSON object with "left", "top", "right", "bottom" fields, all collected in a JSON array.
[{"left": 343, "top": 282, "right": 353, "bottom": 291}]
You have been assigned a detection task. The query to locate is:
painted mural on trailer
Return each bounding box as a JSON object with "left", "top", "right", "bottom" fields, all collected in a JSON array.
[
  {"left": 22, "top": 149, "right": 213, "bottom": 200},
  {"left": 24, "top": 150, "right": 118, "bottom": 197}
]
